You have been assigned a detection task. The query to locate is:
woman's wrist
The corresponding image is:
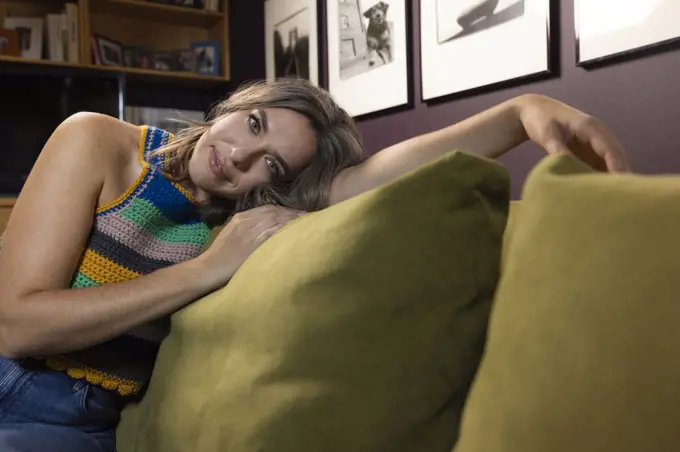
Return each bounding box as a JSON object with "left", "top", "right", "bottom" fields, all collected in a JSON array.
[{"left": 512, "top": 93, "right": 548, "bottom": 144}]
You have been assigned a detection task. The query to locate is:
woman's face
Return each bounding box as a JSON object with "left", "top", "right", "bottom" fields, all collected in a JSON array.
[{"left": 188, "top": 108, "right": 317, "bottom": 201}]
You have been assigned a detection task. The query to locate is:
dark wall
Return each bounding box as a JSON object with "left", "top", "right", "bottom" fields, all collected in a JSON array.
[{"left": 234, "top": 0, "right": 680, "bottom": 197}]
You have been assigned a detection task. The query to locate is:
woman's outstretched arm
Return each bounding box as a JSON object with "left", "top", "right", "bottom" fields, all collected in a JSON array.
[{"left": 329, "top": 94, "right": 630, "bottom": 205}]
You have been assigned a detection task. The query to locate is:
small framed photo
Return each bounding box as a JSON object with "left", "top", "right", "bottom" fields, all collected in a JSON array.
[
  {"left": 151, "top": 50, "right": 194, "bottom": 72},
  {"left": 123, "top": 46, "right": 153, "bottom": 69},
  {"left": 191, "top": 41, "right": 220, "bottom": 76},
  {"left": 0, "top": 28, "right": 20, "bottom": 57},
  {"left": 3, "top": 17, "right": 44, "bottom": 59},
  {"left": 95, "top": 35, "right": 124, "bottom": 67}
]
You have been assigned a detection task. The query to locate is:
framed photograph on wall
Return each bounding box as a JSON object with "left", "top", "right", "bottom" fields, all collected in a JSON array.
[
  {"left": 420, "top": 0, "right": 551, "bottom": 101},
  {"left": 266, "top": 0, "right": 319, "bottom": 85},
  {"left": 326, "top": 0, "right": 410, "bottom": 118},
  {"left": 576, "top": 1, "right": 680, "bottom": 65}
]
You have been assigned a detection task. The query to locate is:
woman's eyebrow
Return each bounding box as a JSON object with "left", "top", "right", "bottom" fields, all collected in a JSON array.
[{"left": 257, "top": 109, "right": 269, "bottom": 133}]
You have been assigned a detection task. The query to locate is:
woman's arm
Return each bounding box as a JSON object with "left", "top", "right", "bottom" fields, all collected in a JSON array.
[
  {"left": 329, "top": 94, "right": 629, "bottom": 205},
  {"left": 0, "top": 113, "right": 298, "bottom": 359},
  {"left": 0, "top": 114, "right": 220, "bottom": 358}
]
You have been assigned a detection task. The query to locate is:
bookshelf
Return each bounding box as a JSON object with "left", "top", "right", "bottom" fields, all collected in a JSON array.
[
  {"left": 0, "top": 198, "right": 15, "bottom": 234},
  {"left": 0, "top": 54, "right": 227, "bottom": 84},
  {"left": 0, "top": 0, "right": 233, "bottom": 223},
  {"left": 0, "top": 0, "right": 231, "bottom": 83}
]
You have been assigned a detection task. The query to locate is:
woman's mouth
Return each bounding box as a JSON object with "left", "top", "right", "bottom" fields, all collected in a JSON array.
[{"left": 209, "top": 147, "right": 228, "bottom": 181}]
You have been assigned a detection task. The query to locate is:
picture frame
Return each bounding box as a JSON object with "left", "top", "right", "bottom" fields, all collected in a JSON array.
[
  {"left": 0, "top": 28, "right": 20, "bottom": 57},
  {"left": 3, "top": 17, "right": 44, "bottom": 60},
  {"left": 151, "top": 50, "right": 194, "bottom": 72},
  {"left": 95, "top": 35, "right": 124, "bottom": 67},
  {"left": 191, "top": 41, "right": 220, "bottom": 76},
  {"left": 576, "top": 0, "right": 680, "bottom": 66},
  {"left": 265, "top": 0, "right": 319, "bottom": 85},
  {"left": 420, "top": 0, "right": 552, "bottom": 101},
  {"left": 326, "top": 0, "right": 411, "bottom": 118},
  {"left": 123, "top": 46, "right": 153, "bottom": 69}
]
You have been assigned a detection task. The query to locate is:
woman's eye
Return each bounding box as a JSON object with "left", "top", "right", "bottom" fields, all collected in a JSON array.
[
  {"left": 248, "top": 115, "right": 261, "bottom": 134},
  {"left": 265, "top": 157, "right": 280, "bottom": 177}
]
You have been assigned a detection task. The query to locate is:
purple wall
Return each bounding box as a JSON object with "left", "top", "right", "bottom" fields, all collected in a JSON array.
[{"left": 235, "top": 0, "right": 680, "bottom": 197}]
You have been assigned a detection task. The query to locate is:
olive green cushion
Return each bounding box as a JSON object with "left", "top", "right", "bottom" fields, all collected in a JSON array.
[
  {"left": 455, "top": 154, "right": 680, "bottom": 452},
  {"left": 116, "top": 151, "right": 510, "bottom": 452}
]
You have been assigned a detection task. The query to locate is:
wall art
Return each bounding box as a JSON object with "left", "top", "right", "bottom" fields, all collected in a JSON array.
[{"left": 421, "top": 0, "right": 551, "bottom": 101}]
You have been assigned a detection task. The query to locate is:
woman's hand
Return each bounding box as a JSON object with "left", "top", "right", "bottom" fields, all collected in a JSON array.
[
  {"left": 199, "top": 205, "right": 305, "bottom": 287},
  {"left": 517, "top": 94, "right": 631, "bottom": 173}
]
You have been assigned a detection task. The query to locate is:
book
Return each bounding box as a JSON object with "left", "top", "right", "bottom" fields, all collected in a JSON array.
[
  {"left": 46, "top": 14, "right": 64, "bottom": 62},
  {"left": 65, "top": 3, "right": 79, "bottom": 63}
]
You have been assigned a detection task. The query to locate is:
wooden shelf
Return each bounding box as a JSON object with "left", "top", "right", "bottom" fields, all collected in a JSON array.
[
  {"left": 90, "top": 0, "right": 223, "bottom": 28},
  {"left": 0, "top": 55, "right": 228, "bottom": 84},
  {"left": 0, "top": 198, "right": 16, "bottom": 208}
]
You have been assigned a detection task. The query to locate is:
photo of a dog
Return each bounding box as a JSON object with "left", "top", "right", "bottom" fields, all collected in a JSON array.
[
  {"left": 338, "top": 0, "right": 395, "bottom": 80},
  {"left": 364, "top": 1, "right": 392, "bottom": 66}
]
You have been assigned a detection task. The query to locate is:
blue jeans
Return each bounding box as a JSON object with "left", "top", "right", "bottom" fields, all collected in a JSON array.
[{"left": 0, "top": 356, "right": 125, "bottom": 452}]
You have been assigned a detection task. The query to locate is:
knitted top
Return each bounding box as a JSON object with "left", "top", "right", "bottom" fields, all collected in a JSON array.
[{"left": 45, "top": 126, "right": 210, "bottom": 396}]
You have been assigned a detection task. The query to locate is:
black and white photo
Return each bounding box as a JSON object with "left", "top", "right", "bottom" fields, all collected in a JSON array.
[
  {"left": 274, "top": 8, "right": 311, "bottom": 79},
  {"left": 266, "top": 0, "right": 318, "bottom": 85},
  {"left": 436, "top": 0, "right": 525, "bottom": 44},
  {"left": 191, "top": 41, "right": 220, "bottom": 76},
  {"left": 3, "top": 17, "right": 44, "bottom": 60},
  {"left": 338, "top": 0, "right": 394, "bottom": 80},
  {"left": 421, "top": 0, "right": 550, "bottom": 101},
  {"left": 327, "top": 0, "right": 410, "bottom": 117},
  {"left": 96, "top": 35, "right": 124, "bottom": 67},
  {"left": 576, "top": 0, "right": 680, "bottom": 65}
]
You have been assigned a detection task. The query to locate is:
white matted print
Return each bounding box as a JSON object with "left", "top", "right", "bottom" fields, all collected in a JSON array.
[
  {"left": 421, "top": 0, "right": 550, "bottom": 101},
  {"left": 266, "top": 0, "right": 319, "bottom": 85},
  {"left": 327, "top": 0, "right": 410, "bottom": 117},
  {"left": 576, "top": 0, "right": 680, "bottom": 65}
]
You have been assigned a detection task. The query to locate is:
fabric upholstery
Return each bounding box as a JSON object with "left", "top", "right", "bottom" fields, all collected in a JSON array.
[
  {"left": 117, "top": 151, "right": 510, "bottom": 452},
  {"left": 455, "top": 154, "right": 680, "bottom": 452}
]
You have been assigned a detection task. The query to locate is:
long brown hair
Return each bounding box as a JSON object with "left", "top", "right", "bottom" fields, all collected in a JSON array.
[{"left": 153, "top": 78, "right": 365, "bottom": 227}]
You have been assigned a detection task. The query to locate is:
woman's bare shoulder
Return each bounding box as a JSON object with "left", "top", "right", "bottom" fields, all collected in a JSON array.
[{"left": 59, "top": 112, "right": 139, "bottom": 151}]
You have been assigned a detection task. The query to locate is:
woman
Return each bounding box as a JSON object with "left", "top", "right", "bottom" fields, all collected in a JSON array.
[{"left": 0, "top": 79, "right": 628, "bottom": 451}]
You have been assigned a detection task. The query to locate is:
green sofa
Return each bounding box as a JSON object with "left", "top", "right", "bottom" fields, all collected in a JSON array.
[{"left": 111, "top": 151, "right": 680, "bottom": 451}]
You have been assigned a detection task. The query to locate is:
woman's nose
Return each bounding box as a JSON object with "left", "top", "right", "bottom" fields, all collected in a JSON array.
[{"left": 230, "top": 146, "right": 261, "bottom": 171}]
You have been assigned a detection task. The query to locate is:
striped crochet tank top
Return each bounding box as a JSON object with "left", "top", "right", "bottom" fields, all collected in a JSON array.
[{"left": 45, "top": 126, "right": 210, "bottom": 396}]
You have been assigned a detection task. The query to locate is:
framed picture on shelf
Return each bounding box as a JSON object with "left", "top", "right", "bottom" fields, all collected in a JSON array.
[
  {"left": 3, "top": 17, "right": 44, "bottom": 60},
  {"left": 326, "top": 0, "right": 411, "bottom": 118},
  {"left": 0, "top": 28, "right": 20, "bottom": 57},
  {"left": 265, "top": 0, "right": 318, "bottom": 85},
  {"left": 420, "top": 0, "right": 551, "bottom": 101},
  {"left": 123, "top": 46, "right": 153, "bottom": 69},
  {"left": 576, "top": 1, "right": 680, "bottom": 66},
  {"left": 147, "top": 0, "right": 201, "bottom": 8},
  {"left": 191, "top": 41, "right": 220, "bottom": 76},
  {"left": 95, "top": 35, "right": 124, "bottom": 66},
  {"left": 151, "top": 50, "right": 194, "bottom": 72}
]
